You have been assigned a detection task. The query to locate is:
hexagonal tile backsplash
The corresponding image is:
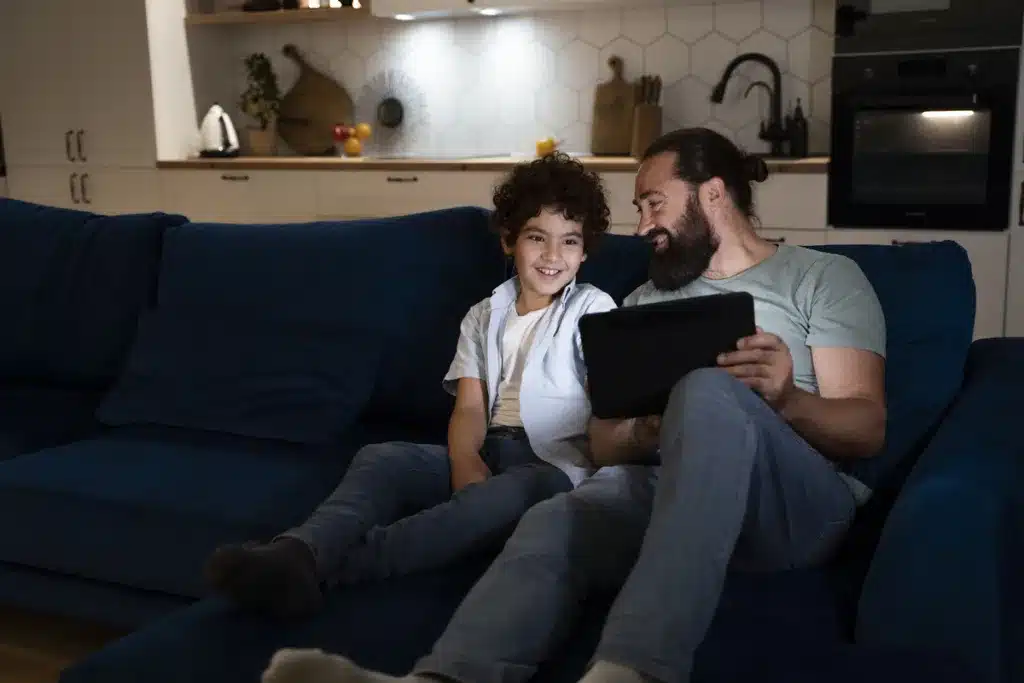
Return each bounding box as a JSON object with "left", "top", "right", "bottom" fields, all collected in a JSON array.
[{"left": 219, "top": 1, "right": 835, "bottom": 157}]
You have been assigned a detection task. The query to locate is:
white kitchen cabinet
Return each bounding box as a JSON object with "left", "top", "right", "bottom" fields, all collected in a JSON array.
[
  {"left": 0, "top": 0, "right": 156, "bottom": 170},
  {"left": 81, "top": 170, "right": 164, "bottom": 215},
  {"left": 825, "top": 229, "right": 1010, "bottom": 340},
  {"left": 371, "top": 0, "right": 467, "bottom": 18},
  {"left": 0, "top": 0, "right": 197, "bottom": 215},
  {"left": 757, "top": 174, "right": 828, "bottom": 231},
  {"left": 316, "top": 170, "right": 501, "bottom": 219},
  {"left": 602, "top": 171, "right": 830, "bottom": 234},
  {"left": 4, "top": 167, "right": 164, "bottom": 215},
  {"left": 0, "top": 1, "right": 77, "bottom": 168},
  {"left": 602, "top": 173, "right": 638, "bottom": 229},
  {"left": 76, "top": 1, "right": 158, "bottom": 169},
  {"left": 161, "top": 170, "right": 321, "bottom": 223},
  {"left": 5, "top": 167, "right": 80, "bottom": 210},
  {"left": 759, "top": 228, "right": 828, "bottom": 246}
]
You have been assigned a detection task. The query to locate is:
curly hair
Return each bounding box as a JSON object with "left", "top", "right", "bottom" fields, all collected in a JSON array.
[{"left": 490, "top": 152, "right": 611, "bottom": 252}]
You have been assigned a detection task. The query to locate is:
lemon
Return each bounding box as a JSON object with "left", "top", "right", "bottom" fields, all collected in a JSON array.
[{"left": 344, "top": 137, "right": 363, "bottom": 157}]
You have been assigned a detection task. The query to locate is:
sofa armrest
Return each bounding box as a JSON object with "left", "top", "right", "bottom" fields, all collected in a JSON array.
[{"left": 856, "top": 338, "right": 1024, "bottom": 683}]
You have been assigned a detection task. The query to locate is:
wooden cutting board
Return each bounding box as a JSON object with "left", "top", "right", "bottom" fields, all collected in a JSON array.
[
  {"left": 277, "top": 43, "right": 354, "bottom": 156},
  {"left": 591, "top": 56, "right": 635, "bottom": 156}
]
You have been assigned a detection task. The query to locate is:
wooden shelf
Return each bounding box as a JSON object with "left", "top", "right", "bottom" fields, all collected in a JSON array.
[{"left": 185, "top": 6, "right": 368, "bottom": 25}]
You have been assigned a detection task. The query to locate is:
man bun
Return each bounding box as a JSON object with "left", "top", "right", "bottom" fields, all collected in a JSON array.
[{"left": 743, "top": 154, "right": 770, "bottom": 184}]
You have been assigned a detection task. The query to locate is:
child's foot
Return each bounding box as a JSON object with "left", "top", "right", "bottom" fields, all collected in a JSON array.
[
  {"left": 204, "top": 537, "right": 322, "bottom": 618},
  {"left": 262, "top": 649, "right": 405, "bottom": 683}
]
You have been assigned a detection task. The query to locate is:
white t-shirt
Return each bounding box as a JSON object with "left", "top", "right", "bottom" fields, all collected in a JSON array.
[{"left": 491, "top": 305, "right": 549, "bottom": 427}]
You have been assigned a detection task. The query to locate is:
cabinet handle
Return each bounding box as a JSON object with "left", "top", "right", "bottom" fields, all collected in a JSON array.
[
  {"left": 65, "top": 130, "right": 75, "bottom": 162},
  {"left": 69, "top": 173, "right": 80, "bottom": 204},
  {"left": 221, "top": 173, "right": 250, "bottom": 181},
  {"left": 765, "top": 236, "right": 786, "bottom": 244},
  {"left": 76, "top": 130, "right": 86, "bottom": 162},
  {"left": 386, "top": 175, "right": 419, "bottom": 183},
  {"left": 80, "top": 173, "right": 91, "bottom": 204},
  {"left": 1018, "top": 180, "right": 1023, "bottom": 227}
]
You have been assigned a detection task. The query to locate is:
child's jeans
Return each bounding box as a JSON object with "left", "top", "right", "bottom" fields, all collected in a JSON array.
[{"left": 280, "top": 427, "right": 573, "bottom": 584}]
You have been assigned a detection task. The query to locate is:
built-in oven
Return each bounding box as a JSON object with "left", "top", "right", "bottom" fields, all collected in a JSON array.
[
  {"left": 835, "top": 0, "right": 1023, "bottom": 55},
  {"left": 827, "top": 47, "right": 1020, "bottom": 231}
]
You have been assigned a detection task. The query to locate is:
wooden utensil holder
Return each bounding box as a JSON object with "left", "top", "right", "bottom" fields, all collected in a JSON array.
[{"left": 630, "top": 104, "right": 663, "bottom": 158}]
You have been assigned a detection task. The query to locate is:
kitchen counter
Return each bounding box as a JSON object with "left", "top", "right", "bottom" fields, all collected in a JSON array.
[{"left": 156, "top": 155, "right": 829, "bottom": 174}]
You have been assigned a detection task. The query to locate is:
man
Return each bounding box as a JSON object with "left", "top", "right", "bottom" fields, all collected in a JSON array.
[{"left": 261, "top": 127, "right": 888, "bottom": 683}]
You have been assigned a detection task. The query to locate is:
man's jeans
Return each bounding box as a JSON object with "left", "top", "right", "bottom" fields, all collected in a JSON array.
[
  {"left": 415, "top": 369, "right": 859, "bottom": 683},
  {"left": 282, "top": 429, "right": 572, "bottom": 584}
]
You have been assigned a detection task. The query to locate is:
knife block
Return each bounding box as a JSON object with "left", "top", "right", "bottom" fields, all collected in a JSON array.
[{"left": 630, "top": 104, "right": 663, "bottom": 158}]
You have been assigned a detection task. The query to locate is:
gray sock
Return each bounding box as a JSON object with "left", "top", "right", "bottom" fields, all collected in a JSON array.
[{"left": 579, "top": 661, "right": 650, "bottom": 683}]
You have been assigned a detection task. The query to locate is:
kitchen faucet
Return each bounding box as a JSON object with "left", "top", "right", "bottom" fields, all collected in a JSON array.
[{"left": 710, "top": 52, "right": 787, "bottom": 157}]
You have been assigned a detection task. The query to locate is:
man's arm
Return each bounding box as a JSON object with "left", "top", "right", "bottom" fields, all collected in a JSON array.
[
  {"left": 780, "top": 346, "right": 886, "bottom": 460},
  {"left": 587, "top": 414, "right": 661, "bottom": 467},
  {"left": 448, "top": 377, "right": 491, "bottom": 489}
]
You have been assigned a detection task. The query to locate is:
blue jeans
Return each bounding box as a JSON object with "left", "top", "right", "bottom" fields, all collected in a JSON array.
[
  {"left": 415, "top": 369, "right": 859, "bottom": 683},
  {"left": 282, "top": 429, "right": 572, "bottom": 584}
]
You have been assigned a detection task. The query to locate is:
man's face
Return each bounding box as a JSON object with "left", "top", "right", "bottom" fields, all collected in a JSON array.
[{"left": 633, "top": 152, "right": 719, "bottom": 291}]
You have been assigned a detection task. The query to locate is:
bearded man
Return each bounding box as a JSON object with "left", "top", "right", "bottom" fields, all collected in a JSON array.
[{"left": 261, "top": 128, "right": 889, "bottom": 683}]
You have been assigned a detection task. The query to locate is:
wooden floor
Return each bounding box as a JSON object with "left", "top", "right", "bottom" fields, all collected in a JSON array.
[{"left": 0, "top": 607, "right": 124, "bottom": 683}]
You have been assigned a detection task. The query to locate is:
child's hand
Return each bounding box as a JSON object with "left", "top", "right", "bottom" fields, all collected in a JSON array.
[{"left": 450, "top": 453, "right": 491, "bottom": 492}]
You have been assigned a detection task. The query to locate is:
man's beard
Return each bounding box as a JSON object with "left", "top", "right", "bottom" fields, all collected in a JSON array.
[{"left": 646, "top": 201, "right": 719, "bottom": 291}]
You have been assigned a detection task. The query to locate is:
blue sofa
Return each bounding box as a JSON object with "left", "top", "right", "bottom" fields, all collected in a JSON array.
[{"left": 0, "top": 197, "right": 1018, "bottom": 683}]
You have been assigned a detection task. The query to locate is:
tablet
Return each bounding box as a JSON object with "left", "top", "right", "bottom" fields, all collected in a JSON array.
[{"left": 579, "top": 291, "right": 756, "bottom": 419}]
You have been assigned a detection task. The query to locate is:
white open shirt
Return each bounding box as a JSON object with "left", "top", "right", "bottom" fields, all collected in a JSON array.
[{"left": 443, "top": 277, "right": 617, "bottom": 486}]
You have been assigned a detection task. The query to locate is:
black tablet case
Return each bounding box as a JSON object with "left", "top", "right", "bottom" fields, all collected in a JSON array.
[{"left": 580, "top": 291, "right": 756, "bottom": 419}]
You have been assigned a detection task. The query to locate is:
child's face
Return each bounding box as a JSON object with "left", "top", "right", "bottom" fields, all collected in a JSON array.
[{"left": 505, "top": 208, "right": 587, "bottom": 306}]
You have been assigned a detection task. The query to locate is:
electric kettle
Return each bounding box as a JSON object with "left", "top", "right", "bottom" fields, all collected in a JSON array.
[{"left": 199, "top": 104, "right": 240, "bottom": 158}]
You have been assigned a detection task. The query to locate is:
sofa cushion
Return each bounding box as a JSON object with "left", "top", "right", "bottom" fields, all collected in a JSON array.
[
  {"left": 0, "top": 385, "right": 105, "bottom": 460},
  {"left": 97, "top": 310, "right": 379, "bottom": 445},
  {"left": 816, "top": 241, "right": 975, "bottom": 490},
  {"left": 152, "top": 208, "right": 504, "bottom": 434},
  {"left": 0, "top": 198, "right": 186, "bottom": 387},
  {"left": 0, "top": 425, "right": 365, "bottom": 598}
]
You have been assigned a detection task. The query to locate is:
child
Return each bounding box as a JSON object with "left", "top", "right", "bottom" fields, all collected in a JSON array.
[{"left": 204, "top": 152, "right": 616, "bottom": 618}]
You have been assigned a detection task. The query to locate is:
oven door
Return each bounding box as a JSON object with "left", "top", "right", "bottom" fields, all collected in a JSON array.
[{"left": 828, "top": 90, "right": 1016, "bottom": 231}]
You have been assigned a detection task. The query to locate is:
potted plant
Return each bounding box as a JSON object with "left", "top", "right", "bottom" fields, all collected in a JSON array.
[{"left": 239, "top": 52, "right": 281, "bottom": 156}]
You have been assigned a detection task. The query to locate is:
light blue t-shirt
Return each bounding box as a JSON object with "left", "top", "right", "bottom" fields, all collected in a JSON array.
[
  {"left": 624, "top": 244, "right": 887, "bottom": 394},
  {"left": 444, "top": 277, "right": 617, "bottom": 486},
  {"left": 624, "top": 245, "right": 886, "bottom": 502}
]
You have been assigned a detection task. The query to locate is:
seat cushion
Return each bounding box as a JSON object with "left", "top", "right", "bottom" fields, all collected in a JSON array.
[
  {"left": 0, "top": 198, "right": 186, "bottom": 387},
  {"left": 0, "top": 425, "right": 371, "bottom": 598},
  {"left": 97, "top": 310, "right": 379, "bottom": 445},
  {"left": 58, "top": 563, "right": 971, "bottom": 683},
  {"left": 816, "top": 241, "right": 975, "bottom": 489},
  {"left": 0, "top": 385, "right": 105, "bottom": 460}
]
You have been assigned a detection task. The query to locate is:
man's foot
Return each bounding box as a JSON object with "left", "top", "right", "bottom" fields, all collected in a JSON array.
[
  {"left": 262, "top": 649, "right": 405, "bottom": 683},
  {"left": 579, "top": 661, "right": 650, "bottom": 683},
  {"left": 204, "top": 537, "right": 323, "bottom": 619}
]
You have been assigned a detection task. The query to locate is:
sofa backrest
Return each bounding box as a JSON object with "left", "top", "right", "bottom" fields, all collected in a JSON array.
[
  {"left": 98, "top": 207, "right": 506, "bottom": 443},
  {"left": 815, "top": 241, "right": 975, "bottom": 489},
  {"left": 0, "top": 198, "right": 186, "bottom": 389}
]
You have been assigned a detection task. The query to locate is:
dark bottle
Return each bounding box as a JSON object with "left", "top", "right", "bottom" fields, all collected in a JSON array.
[{"left": 790, "top": 98, "right": 809, "bottom": 158}]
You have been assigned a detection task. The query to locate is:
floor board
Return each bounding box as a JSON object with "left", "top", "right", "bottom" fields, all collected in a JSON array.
[{"left": 0, "top": 607, "right": 124, "bottom": 683}]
